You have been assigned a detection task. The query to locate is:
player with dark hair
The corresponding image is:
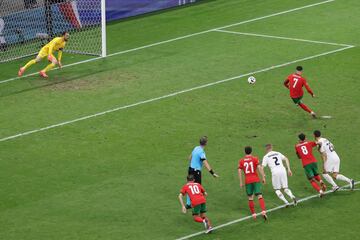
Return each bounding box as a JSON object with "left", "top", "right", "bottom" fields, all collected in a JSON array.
[
  {"left": 18, "top": 31, "right": 70, "bottom": 78},
  {"left": 185, "top": 136, "right": 219, "bottom": 208},
  {"left": 314, "top": 130, "right": 355, "bottom": 191},
  {"left": 238, "top": 146, "right": 267, "bottom": 220},
  {"left": 284, "top": 66, "right": 316, "bottom": 118},
  {"left": 295, "top": 133, "right": 326, "bottom": 197},
  {"left": 178, "top": 175, "right": 213, "bottom": 233}
]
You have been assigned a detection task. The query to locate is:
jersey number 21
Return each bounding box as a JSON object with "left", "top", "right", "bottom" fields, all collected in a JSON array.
[{"left": 244, "top": 162, "right": 254, "bottom": 174}]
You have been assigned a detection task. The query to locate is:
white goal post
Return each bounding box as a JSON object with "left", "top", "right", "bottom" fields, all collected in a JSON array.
[{"left": 0, "top": 0, "right": 106, "bottom": 63}]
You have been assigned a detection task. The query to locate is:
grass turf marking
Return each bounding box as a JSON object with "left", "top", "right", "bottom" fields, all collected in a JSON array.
[
  {"left": 0, "top": 45, "right": 354, "bottom": 142},
  {"left": 175, "top": 181, "right": 359, "bottom": 240},
  {"left": 0, "top": 0, "right": 335, "bottom": 84}
]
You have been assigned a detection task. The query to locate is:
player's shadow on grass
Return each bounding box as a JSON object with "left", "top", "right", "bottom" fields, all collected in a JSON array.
[
  {"left": 0, "top": 51, "right": 176, "bottom": 97},
  {"left": 0, "top": 69, "right": 108, "bottom": 97}
]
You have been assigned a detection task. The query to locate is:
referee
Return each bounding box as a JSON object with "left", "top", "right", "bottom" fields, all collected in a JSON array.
[{"left": 186, "top": 136, "right": 219, "bottom": 208}]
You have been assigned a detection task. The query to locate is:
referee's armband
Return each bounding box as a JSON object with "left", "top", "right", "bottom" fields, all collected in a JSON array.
[{"left": 200, "top": 158, "right": 206, "bottom": 162}]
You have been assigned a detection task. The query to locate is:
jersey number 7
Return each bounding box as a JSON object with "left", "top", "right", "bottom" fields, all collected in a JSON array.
[{"left": 293, "top": 78, "right": 299, "bottom": 88}]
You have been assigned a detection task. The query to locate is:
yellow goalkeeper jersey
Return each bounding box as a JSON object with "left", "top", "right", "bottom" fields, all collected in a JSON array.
[{"left": 40, "top": 37, "right": 66, "bottom": 55}]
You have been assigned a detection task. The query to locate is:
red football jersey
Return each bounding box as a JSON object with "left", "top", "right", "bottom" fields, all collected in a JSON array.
[
  {"left": 180, "top": 182, "right": 206, "bottom": 207},
  {"left": 284, "top": 73, "right": 313, "bottom": 98},
  {"left": 295, "top": 141, "right": 318, "bottom": 166},
  {"left": 238, "top": 155, "right": 260, "bottom": 184}
]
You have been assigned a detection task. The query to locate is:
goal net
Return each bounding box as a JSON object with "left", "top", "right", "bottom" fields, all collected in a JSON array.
[{"left": 0, "top": 0, "right": 106, "bottom": 63}]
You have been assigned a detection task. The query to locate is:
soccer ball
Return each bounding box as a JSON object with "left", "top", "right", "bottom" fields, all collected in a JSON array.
[{"left": 248, "top": 76, "right": 256, "bottom": 84}]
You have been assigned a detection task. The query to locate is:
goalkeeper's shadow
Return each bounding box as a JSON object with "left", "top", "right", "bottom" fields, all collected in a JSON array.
[
  {"left": 0, "top": 68, "right": 109, "bottom": 97},
  {"left": 1, "top": 49, "right": 176, "bottom": 97}
]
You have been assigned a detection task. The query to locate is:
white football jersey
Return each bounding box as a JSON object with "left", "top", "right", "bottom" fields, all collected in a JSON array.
[
  {"left": 317, "top": 137, "right": 339, "bottom": 159},
  {"left": 262, "top": 151, "right": 286, "bottom": 174}
]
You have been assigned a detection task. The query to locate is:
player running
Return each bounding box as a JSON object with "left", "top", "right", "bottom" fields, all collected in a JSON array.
[
  {"left": 186, "top": 136, "right": 219, "bottom": 209},
  {"left": 295, "top": 133, "right": 326, "bottom": 197},
  {"left": 284, "top": 66, "right": 316, "bottom": 118},
  {"left": 314, "top": 130, "right": 355, "bottom": 191},
  {"left": 262, "top": 144, "right": 297, "bottom": 206},
  {"left": 178, "top": 175, "right": 213, "bottom": 233},
  {"left": 238, "top": 146, "right": 267, "bottom": 220},
  {"left": 18, "top": 31, "right": 70, "bottom": 78}
]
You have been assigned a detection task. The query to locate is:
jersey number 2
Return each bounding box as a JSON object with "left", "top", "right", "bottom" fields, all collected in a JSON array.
[{"left": 273, "top": 157, "right": 280, "bottom": 166}]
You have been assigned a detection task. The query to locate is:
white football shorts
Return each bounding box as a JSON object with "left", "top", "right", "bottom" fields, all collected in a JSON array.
[
  {"left": 324, "top": 156, "right": 340, "bottom": 173},
  {"left": 272, "top": 170, "right": 288, "bottom": 190}
]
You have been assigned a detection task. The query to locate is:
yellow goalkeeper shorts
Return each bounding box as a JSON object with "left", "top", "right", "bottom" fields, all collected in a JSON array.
[{"left": 37, "top": 48, "right": 55, "bottom": 61}]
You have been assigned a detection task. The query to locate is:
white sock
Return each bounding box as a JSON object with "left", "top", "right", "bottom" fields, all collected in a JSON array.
[
  {"left": 275, "top": 190, "right": 289, "bottom": 204},
  {"left": 284, "top": 188, "right": 295, "bottom": 199},
  {"left": 336, "top": 174, "right": 351, "bottom": 183},
  {"left": 322, "top": 174, "right": 338, "bottom": 187},
  {"left": 202, "top": 219, "right": 207, "bottom": 228}
]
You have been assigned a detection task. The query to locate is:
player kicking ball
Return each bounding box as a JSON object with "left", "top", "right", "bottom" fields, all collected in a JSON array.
[
  {"left": 295, "top": 133, "right": 327, "bottom": 197},
  {"left": 262, "top": 144, "right": 297, "bottom": 206},
  {"left": 18, "top": 31, "right": 69, "bottom": 78},
  {"left": 238, "top": 146, "right": 267, "bottom": 220},
  {"left": 178, "top": 175, "right": 213, "bottom": 234},
  {"left": 284, "top": 66, "right": 316, "bottom": 118},
  {"left": 314, "top": 130, "right": 355, "bottom": 191}
]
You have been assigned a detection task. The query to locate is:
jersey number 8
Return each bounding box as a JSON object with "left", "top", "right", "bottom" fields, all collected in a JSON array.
[{"left": 301, "top": 146, "right": 308, "bottom": 155}]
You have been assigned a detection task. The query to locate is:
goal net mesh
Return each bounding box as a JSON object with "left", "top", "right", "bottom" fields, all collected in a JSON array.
[{"left": 0, "top": 0, "right": 103, "bottom": 63}]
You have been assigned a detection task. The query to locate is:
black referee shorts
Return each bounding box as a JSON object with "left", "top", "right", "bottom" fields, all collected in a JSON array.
[{"left": 188, "top": 167, "right": 202, "bottom": 184}]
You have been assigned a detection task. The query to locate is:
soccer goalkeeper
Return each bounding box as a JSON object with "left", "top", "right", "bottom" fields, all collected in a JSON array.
[{"left": 18, "top": 31, "right": 69, "bottom": 78}]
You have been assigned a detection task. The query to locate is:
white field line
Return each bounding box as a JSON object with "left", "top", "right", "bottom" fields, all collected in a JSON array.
[
  {"left": 175, "top": 181, "right": 359, "bottom": 240},
  {"left": 213, "top": 0, "right": 335, "bottom": 31},
  {"left": 0, "top": 0, "right": 336, "bottom": 85},
  {"left": 338, "top": 188, "right": 360, "bottom": 191},
  {"left": 0, "top": 45, "right": 354, "bottom": 143},
  {"left": 214, "top": 29, "right": 354, "bottom": 47}
]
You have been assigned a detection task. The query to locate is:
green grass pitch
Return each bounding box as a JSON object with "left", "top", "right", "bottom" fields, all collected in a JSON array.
[{"left": 0, "top": 0, "right": 359, "bottom": 239}]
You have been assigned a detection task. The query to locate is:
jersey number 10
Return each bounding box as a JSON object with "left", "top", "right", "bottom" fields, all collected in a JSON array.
[{"left": 189, "top": 185, "right": 200, "bottom": 194}]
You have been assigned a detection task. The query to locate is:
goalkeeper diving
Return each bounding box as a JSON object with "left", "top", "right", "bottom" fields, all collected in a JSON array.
[{"left": 18, "top": 31, "right": 69, "bottom": 78}]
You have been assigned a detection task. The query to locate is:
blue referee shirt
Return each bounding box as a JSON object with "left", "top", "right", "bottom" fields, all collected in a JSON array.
[{"left": 190, "top": 146, "right": 207, "bottom": 171}]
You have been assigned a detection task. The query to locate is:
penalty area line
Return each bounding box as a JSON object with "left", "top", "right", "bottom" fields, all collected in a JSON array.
[
  {"left": 213, "top": 30, "right": 354, "bottom": 47},
  {"left": 175, "top": 181, "right": 359, "bottom": 240},
  {"left": 0, "top": 0, "right": 336, "bottom": 85},
  {"left": 0, "top": 45, "right": 354, "bottom": 143}
]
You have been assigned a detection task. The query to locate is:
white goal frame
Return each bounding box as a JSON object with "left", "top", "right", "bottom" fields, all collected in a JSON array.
[
  {"left": 0, "top": 0, "right": 107, "bottom": 63},
  {"left": 101, "top": 0, "right": 106, "bottom": 58}
]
